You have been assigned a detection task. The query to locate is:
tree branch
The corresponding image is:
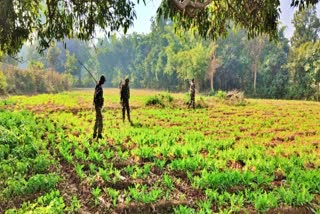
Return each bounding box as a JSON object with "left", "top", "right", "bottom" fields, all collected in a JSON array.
[{"left": 171, "top": 0, "right": 213, "bottom": 11}]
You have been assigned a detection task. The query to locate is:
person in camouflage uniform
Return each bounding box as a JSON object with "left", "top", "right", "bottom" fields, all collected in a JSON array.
[
  {"left": 120, "top": 78, "right": 132, "bottom": 123},
  {"left": 188, "top": 78, "right": 195, "bottom": 109},
  {"left": 93, "top": 75, "right": 105, "bottom": 139}
]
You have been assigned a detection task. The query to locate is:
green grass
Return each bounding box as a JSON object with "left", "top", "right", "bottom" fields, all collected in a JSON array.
[{"left": 0, "top": 89, "right": 319, "bottom": 213}]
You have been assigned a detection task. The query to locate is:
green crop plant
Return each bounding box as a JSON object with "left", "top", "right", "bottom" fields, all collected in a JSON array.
[
  {"left": 290, "top": 182, "right": 314, "bottom": 206},
  {"left": 278, "top": 186, "right": 295, "bottom": 206},
  {"left": 75, "top": 164, "right": 86, "bottom": 180},
  {"left": 15, "top": 161, "right": 29, "bottom": 175},
  {"left": 163, "top": 174, "right": 174, "bottom": 189},
  {"left": 142, "top": 188, "right": 162, "bottom": 203},
  {"left": 5, "top": 190, "right": 66, "bottom": 213},
  {"left": 25, "top": 173, "right": 60, "bottom": 195},
  {"left": 252, "top": 191, "right": 279, "bottom": 212},
  {"left": 174, "top": 205, "right": 197, "bottom": 214},
  {"left": 103, "top": 149, "right": 114, "bottom": 159},
  {"left": 58, "top": 145, "right": 73, "bottom": 164},
  {"left": 65, "top": 195, "right": 81, "bottom": 213},
  {"left": 74, "top": 148, "right": 87, "bottom": 161},
  {"left": 33, "top": 155, "right": 52, "bottom": 173},
  {"left": 112, "top": 168, "right": 124, "bottom": 183},
  {"left": 89, "top": 163, "right": 97, "bottom": 174},
  {"left": 106, "top": 188, "right": 120, "bottom": 206},
  {"left": 197, "top": 200, "right": 212, "bottom": 214},
  {"left": 136, "top": 146, "right": 154, "bottom": 160},
  {"left": 98, "top": 167, "right": 111, "bottom": 182},
  {"left": 2, "top": 90, "right": 320, "bottom": 213},
  {"left": 88, "top": 148, "right": 103, "bottom": 163},
  {"left": 91, "top": 187, "right": 101, "bottom": 206},
  {"left": 229, "top": 193, "right": 244, "bottom": 212},
  {"left": 155, "top": 159, "right": 166, "bottom": 169}
]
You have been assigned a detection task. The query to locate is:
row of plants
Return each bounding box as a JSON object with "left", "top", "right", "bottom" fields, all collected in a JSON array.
[
  {"left": 0, "top": 110, "right": 63, "bottom": 213},
  {"left": 1, "top": 90, "right": 319, "bottom": 213}
]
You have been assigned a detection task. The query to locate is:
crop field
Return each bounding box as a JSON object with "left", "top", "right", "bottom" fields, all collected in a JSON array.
[{"left": 0, "top": 89, "right": 319, "bottom": 214}]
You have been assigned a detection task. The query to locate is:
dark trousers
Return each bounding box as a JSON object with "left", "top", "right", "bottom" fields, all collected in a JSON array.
[
  {"left": 94, "top": 105, "right": 103, "bottom": 135},
  {"left": 122, "top": 100, "right": 130, "bottom": 121},
  {"left": 189, "top": 93, "right": 195, "bottom": 109}
]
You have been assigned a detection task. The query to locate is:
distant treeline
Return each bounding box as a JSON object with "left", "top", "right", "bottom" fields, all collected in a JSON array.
[
  {"left": 0, "top": 63, "right": 72, "bottom": 95},
  {"left": 2, "top": 6, "right": 320, "bottom": 100}
]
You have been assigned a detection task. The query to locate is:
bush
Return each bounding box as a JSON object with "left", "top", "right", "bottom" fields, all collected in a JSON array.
[
  {"left": 225, "top": 90, "right": 246, "bottom": 106},
  {"left": 196, "top": 97, "right": 208, "bottom": 108},
  {"left": 0, "top": 70, "right": 7, "bottom": 95},
  {"left": 0, "top": 63, "right": 72, "bottom": 95},
  {"left": 146, "top": 95, "right": 163, "bottom": 106},
  {"left": 215, "top": 90, "right": 227, "bottom": 99},
  {"left": 214, "top": 90, "right": 246, "bottom": 106},
  {"left": 207, "top": 90, "right": 215, "bottom": 96},
  {"left": 145, "top": 93, "right": 174, "bottom": 107}
]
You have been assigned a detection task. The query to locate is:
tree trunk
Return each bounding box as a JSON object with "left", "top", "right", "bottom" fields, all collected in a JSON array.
[
  {"left": 79, "top": 70, "right": 82, "bottom": 86},
  {"left": 207, "top": 43, "right": 220, "bottom": 91},
  {"left": 317, "top": 82, "right": 320, "bottom": 102},
  {"left": 249, "top": 37, "right": 265, "bottom": 96},
  {"left": 253, "top": 61, "right": 257, "bottom": 95},
  {"left": 210, "top": 73, "right": 214, "bottom": 91}
]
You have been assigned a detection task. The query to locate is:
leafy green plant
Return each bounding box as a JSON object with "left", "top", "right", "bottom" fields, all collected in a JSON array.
[
  {"left": 91, "top": 187, "right": 101, "bottom": 206},
  {"left": 174, "top": 205, "right": 196, "bottom": 214},
  {"left": 99, "top": 167, "right": 111, "bottom": 182},
  {"left": 106, "top": 188, "right": 120, "bottom": 206},
  {"left": 75, "top": 164, "right": 86, "bottom": 180},
  {"left": 65, "top": 195, "right": 81, "bottom": 213},
  {"left": 163, "top": 174, "right": 174, "bottom": 189},
  {"left": 215, "top": 90, "right": 227, "bottom": 99},
  {"left": 252, "top": 191, "right": 278, "bottom": 212}
]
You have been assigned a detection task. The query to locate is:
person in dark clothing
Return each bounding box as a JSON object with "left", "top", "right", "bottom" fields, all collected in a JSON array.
[
  {"left": 93, "top": 75, "right": 105, "bottom": 139},
  {"left": 120, "top": 78, "right": 131, "bottom": 124},
  {"left": 188, "top": 78, "right": 196, "bottom": 109}
]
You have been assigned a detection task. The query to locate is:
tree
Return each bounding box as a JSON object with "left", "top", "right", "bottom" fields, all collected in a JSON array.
[
  {"left": 25, "top": 43, "right": 47, "bottom": 68},
  {"left": 287, "top": 41, "right": 320, "bottom": 100},
  {"left": 47, "top": 46, "right": 61, "bottom": 70},
  {"left": 28, "top": 61, "right": 45, "bottom": 70},
  {"left": 207, "top": 43, "right": 220, "bottom": 91},
  {"left": 65, "top": 51, "right": 77, "bottom": 76},
  {"left": 291, "top": 5, "right": 320, "bottom": 48},
  {"left": 215, "top": 29, "right": 250, "bottom": 91},
  {"left": 247, "top": 36, "right": 266, "bottom": 96},
  {"left": 1, "top": 0, "right": 319, "bottom": 55},
  {"left": 287, "top": 5, "right": 320, "bottom": 100},
  {"left": 257, "top": 28, "right": 290, "bottom": 99}
]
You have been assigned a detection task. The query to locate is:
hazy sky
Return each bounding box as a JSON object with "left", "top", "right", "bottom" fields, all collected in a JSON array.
[{"left": 129, "top": 0, "right": 320, "bottom": 38}]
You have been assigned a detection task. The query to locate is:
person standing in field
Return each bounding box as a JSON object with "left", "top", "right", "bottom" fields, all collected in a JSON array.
[
  {"left": 93, "top": 75, "right": 105, "bottom": 139},
  {"left": 120, "top": 78, "right": 132, "bottom": 124},
  {"left": 188, "top": 78, "right": 196, "bottom": 109}
]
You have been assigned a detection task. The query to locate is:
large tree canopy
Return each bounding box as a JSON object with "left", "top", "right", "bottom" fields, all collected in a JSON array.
[{"left": 0, "top": 0, "right": 319, "bottom": 55}]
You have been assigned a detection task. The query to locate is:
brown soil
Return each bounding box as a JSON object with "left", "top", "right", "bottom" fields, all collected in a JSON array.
[
  {"left": 114, "top": 200, "right": 190, "bottom": 214},
  {"left": 226, "top": 160, "right": 245, "bottom": 170},
  {"left": 267, "top": 206, "right": 313, "bottom": 214},
  {"left": 58, "top": 162, "right": 92, "bottom": 213},
  {"left": 274, "top": 170, "right": 286, "bottom": 181}
]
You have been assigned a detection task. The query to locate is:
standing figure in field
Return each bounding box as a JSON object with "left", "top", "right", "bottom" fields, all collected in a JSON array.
[
  {"left": 188, "top": 78, "right": 196, "bottom": 109},
  {"left": 93, "top": 75, "right": 105, "bottom": 139},
  {"left": 120, "top": 78, "right": 132, "bottom": 124}
]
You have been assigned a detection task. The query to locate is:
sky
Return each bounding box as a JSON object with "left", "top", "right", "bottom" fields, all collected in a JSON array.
[{"left": 129, "top": 0, "right": 320, "bottom": 39}]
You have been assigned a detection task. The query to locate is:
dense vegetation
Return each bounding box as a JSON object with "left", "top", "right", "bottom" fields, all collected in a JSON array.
[
  {"left": 0, "top": 63, "right": 72, "bottom": 95},
  {"left": 1, "top": 5, "right": 317, "bottom": 100},
  {"left": 0, "top": 90, "right": 319, "bottom": 213},
  {"left": 1, "top": 1, "right": 319, "bottom": 213},
  {"left": 1, "top": 0, "right": 318, "bottom": 55}
]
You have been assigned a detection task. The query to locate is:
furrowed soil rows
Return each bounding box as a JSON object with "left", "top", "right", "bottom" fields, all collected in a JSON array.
[{"left": 1, "top": 89, "right": 319, "bottom": 213}]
